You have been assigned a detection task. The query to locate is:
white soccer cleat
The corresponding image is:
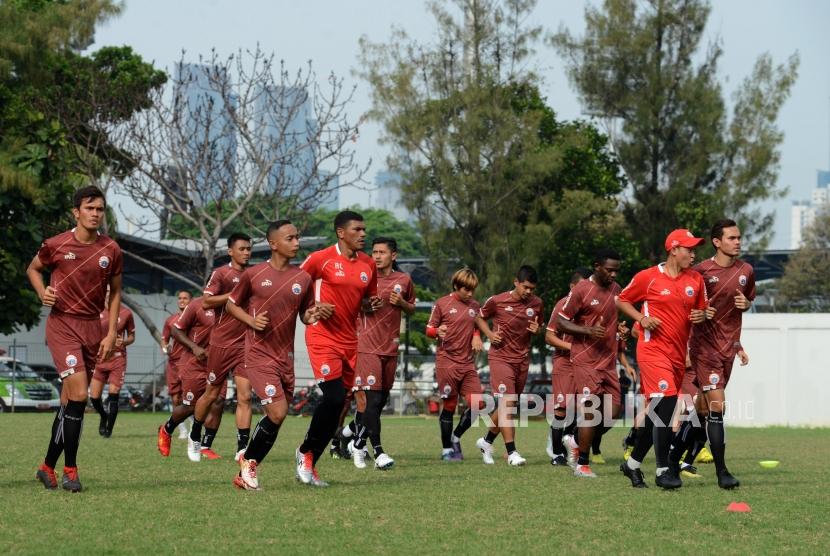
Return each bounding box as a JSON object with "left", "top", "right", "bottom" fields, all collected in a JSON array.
[
  {"left": 177, "top": 422, "right": 189, "bottom": 440},
  {"left": 475, "top": 437, "right": 495, "bottom": 465},
  {"left": 235, "top": 449, "right": 246, "bottom": 464},
  {"left": 239, "top": 457, "right": 259, "bottom": 490},
  {"left": 374, "top": 453, "right": 395, "bottom": 470},
  {"left": 187, "top": 437, "right": 202, "bottom": 462},
  {"left": 564, "top": 434, "right": 578, "bottom": 468},
  {"left": 507, "top": 451, "right": 527, "bottom": 466},
  {"left": 295, "top": 448, "right": 313, "bottom": 484},
  {"left": 310, "top": 468, "right": 329, "bottom": 488},
  {"left": 350, "top": 441, "right": 368, "bottom": 469},
  {"left": 545, "top": 429, "right": 555, "bottom": 460}
]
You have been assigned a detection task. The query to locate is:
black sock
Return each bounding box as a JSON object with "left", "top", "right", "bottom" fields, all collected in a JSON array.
[
  {"left": 439, "top": 409, "right": 454, "bottom": 449},
  {"left": 630, "top": 416, "right": 654, "bottom": 463},
  {"left": 707, "top": 411, "right": 726, "bottom": 473},
  {"left": 578, "top": 450, "right": 590, "bottom": 466},
  {"left": 356, "top": 390, "right": 384, "bottom": 450},
  {"left": 564, "top": 418, "right": 577, "bottom": 437},
  {"left": 44, "top": 406, "right": 65, "bottom": 469},
  {"left": 505, "top": 441, "right": 516, "bottom": 455},
  {"left": 300, "top": 379, "right": 346, "bottom": 465},
  {"left": 190, "top": 418, "right": 204, "bottom": 443},
  {"left": 244, "top": 416, "right": 281, "bottom": 463},
  {"left": 592, "top": 425, "right": 610, "bottom": 454},
  {"left": 202, "top": 427, "right": 218, "bottom": 449},
  {"left": 684, "top": 427, "right": 707, "bottom": 464},
  {"left": 485, "top": 430, "right": 499, "bottom": 444},
  {"left": 669, "top": 415, "right": 697, "bottom": 464},
  {"left": 652, "top": 396, "right": 677, "bottom": 469},
  {"left": 347, "top": 411, "right": 363, "bottom": 436},
  {"left": 90, "top": 397, "right": 106, "bottom": 419},
  {"left": 373, "top": 445, "right": 385, "bottom": 458},
  {"left": 105, "top": 394, "right": 119, "bottom": 432},
  {"left": 62, "top": 400, "right": 86, "bottom": 468},
  {"left": 237, "top": 428, "right": 251, "bottom": 452},
  {"left": 164, "top": 416, "right": 180, "bottom": 435},
  {"left": 452, "top": 408, "right": 472, "bottom": 439},
  {"left": 551, "top": 425, "right": 565, "bottom": 455},
  {"left": 624, "top": 426, "right": 637, "bottom": 448}
]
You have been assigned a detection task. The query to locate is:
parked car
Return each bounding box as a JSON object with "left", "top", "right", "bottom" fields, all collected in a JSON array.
[
  {"left": 27, "top": 363, "right": 62, "bottom": 393},
  {"left": 0, "top": 357, "right": 61, "bottom": 412}
]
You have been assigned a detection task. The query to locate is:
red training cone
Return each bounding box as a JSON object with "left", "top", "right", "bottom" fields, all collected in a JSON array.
[{"left": 726, "top": 502, "right": 751, "bottom": 513}]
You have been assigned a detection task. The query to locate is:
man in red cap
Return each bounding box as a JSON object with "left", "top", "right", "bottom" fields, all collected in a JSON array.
[{"left": 615, "top": 229, "right": 709, "bottom": 489}]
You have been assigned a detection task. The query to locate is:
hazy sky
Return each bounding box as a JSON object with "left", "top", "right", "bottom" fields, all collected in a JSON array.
[{"left": 93, "top": 0, "right": 830, "bottom": 249}]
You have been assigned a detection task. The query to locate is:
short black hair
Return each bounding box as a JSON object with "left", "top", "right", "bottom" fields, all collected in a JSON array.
[
  {"left": 227, "top": 232, "right": 251, "bottom": 248},
  {"left": 372, "top": 236, "right": 398, "bottom": 252},
  {"left": 176, "top": 289, "right": 192, "bottom": 298},
  {"left": 594, "top": 247, "right": 622, "bottom": 266},
  {"left": 710, "top": 219, "right": 738, "bottom": 245},
  {"left": 516, "top": 265, "right": 538, "bottom": 284},
  {"left": 73, "top": 186, "right": 106, "bottom": 209},
  {"left": 266, "top": 220, "right": 293, "bottom": 240},
  {"left": 334, "top": 210, "right": 364, "bottom": 233}
]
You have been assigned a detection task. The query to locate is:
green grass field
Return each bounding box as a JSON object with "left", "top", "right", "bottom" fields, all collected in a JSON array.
[{"left": 0, "top": 413, "right": 826, "bottom": 554}]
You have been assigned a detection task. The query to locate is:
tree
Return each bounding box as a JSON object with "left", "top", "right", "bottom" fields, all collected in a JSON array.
[
  {"left": 300, "top": 207, "right": 424, "bottom": 257},
  {"left": 778, "top": 210, "right": 830, "bottom": 312},
  {"left": 552, "top": 0, "right": 799, "bottom": 262}
]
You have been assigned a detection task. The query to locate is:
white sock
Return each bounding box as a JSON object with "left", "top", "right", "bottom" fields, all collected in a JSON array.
[
  {"left": 627, "top": 458, "right": 641, "bottom": 471},
  {"left": 442, "top": 448, "right": 453, "bottom": 455},
  {"left": 451, "top": 434, "right": 461, "bottom": 444},
  {"left": 656, "top": 466, "right": 668, "bottom": 476},
  {"left": 341, "top": 425, "right": 353, "bottom": 438}
]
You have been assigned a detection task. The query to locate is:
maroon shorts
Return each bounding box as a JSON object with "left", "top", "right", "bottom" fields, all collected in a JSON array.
[
  {"left": 308, "top": 343, "right": 357, "bottom": 390},
  {"left": 247, "top": 362, "right": 295, "bottom": 405},
  {"left": 166, "top": 359, "right": 182, "bottom": 398},
  {"left": 206, "top": 344, "right": 245, "bottom": 385},
  {"left": 45, "top": 312, "right": 103, "bottom": 381},
  {"left": 489, "top": 358, "right": 529, "bottom": 398},
  {"left": 692, "top": 353, "right": 735, "bottom": 392},
  {"left": 354, "top": 353, "right": 397, "bottom": 392},
  {"left": 179, "top": 356, "right": 208, "bottom": 406},
  {"left": 551, "top": 356, "right": 574, "bottom": 410},
  {"left": 638, "top": 358, "right": 684, "bottom": 398},
  {"left": 436, "top": 355, "right": 483, "bottom": 401},
  {"left": 680, "top": 366, "right": 700, "bottom": 397},
  {"left": 572, "top": 363, "right": 621, "bottom": 406},
  {"left": 93, "top": 352, "right": 127, "bottom": 389}
]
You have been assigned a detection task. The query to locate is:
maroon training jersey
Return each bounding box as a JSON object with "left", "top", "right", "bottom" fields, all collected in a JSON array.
[
  {"left": 99, "top": 307, "right": 135, "bottom": 355},
  {"left": 204, "top": 263, "right": 247, "bottom": 348},
  {"left": 480, "top": 291, "right": 544, "bottom": 363},
  {"left": 427, "top": 292, "right": 481, "bottom": 364},
  {"left": 162, "top": 312, "right": 186, "bottom": 361},
  {"left": 618, "top": 263, "right": 707, "bottom": 367},
  {"left": 36, "top": 229, "right": 123, "bottom": 319},
  {"left": 301, "top": 244, "right": 378, "bottom": 348},
  {"left": 559, "top": 277, "right": 621, "bottom": 372},
  {"left": 689, "top": 258, "right": 756, "bottom": 360},
  {"left": 173, "top": 297, "right": 215, "bottom": 367},
  {"left": 358, "top": 271, "right": 416, "bottom": 356},
  {"left": 228, "top": 262, "right": 315, "bottom": 370},
  {"left": 547, "top": 296, "right": 573, "bottom": 365}
]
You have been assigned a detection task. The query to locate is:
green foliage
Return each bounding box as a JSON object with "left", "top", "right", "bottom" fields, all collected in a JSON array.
[{"left": 778, "top": 210, "right": 830, "bottom": 312}]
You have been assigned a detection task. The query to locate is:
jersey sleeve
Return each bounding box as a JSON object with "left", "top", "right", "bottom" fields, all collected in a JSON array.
[
  {"left": 203, "top": 270, "right": 221, "bottom": 296},
  {"left": 300, "top": 275, "right": 316, "bottom": 314},
  {"left": 559, "top": 286, "right": 585, "bottom": 321},
  {"left": 162, "top": 317, "right": 172, "bottom": 344},
  {"left": 404, "top": 276, "right": 416, "bottom": 304},
  {"left": 366, "top": 258, "right": 378, "bottom": 298},
  {"left": 479, "top": 296, "right": 497, "bottom": 319},
  {"left": 228, "top": 269, "right": 252, "bottom": 307},
  {"left": 36, "top": 239, "right": 54, "bottom": 268},
  {"left": 427, "top": 301, "right": 443, "bottom": 328},
  {"left": 109, "top": 242, "right": 123, "bottom": 276},
  {"left": 174, "top": 302, "right": 195, "bottom": 331},
  {"left": 124, "top": 311, "right": 135, "bottom": 335},
  {"left": 746, "top": 266, "right": 757, "bottom": 301},
  {"left": 694, "top": 273, "right": 708, "bottom": 310},
  {"left": 299, "top": 251, "right": 322, "bottom": 280},
  {"left": 618, "top": 269, "right": 650, "bottom": 305}
]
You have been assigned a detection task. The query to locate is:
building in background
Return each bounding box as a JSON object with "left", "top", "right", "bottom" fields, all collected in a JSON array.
[
  {"left": 791, "top": 169, "right": 830, "bottom": 248},
  {"left": 373, "top": 170, "right": 415, "bottom": 224}
]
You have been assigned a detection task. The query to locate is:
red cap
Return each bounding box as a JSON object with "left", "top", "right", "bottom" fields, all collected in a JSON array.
[{"left": 665, "top": 229, "right": 705, "bottom": 251}]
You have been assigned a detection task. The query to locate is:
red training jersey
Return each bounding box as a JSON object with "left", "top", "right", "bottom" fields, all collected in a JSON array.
[
  {"left": 162, "top": 312, "right": 186, "bottom": 361},
  {"left": 618, "top": 263, "right": 707, "bottom": 367},
  {"left": 173, "top": 297, "right": 215, "bottom": 368},
  {"left": 689, "top": 258, "right": 756, "bottom": 360},
  {"left": 98, "top": 307, "right": 134, "bottom": 356},
  {"left": 228, "top": 262, "right": 315, "bottom": 371},
  {"left": 427, "top": 292, "right": 481, "bottom": 364},
  {"left": 204, "top": 263, "right": 247, "bottom": 348},
  {"left": 479, "top": 291, "right": 543, "bottom": 363},
  {"left": 547, "top": 296, "right": 574, "bottom": 366},
  {"left": 559, "top": 277, "right": 621, "bottom": 372},
  {"left": 36, "top": 229, "right": 123, "bottom": 319},
  {"left": 358, "top": 270, "right": 416, "bottom": 356},
  {"left": 301, "top": 244, "right": 377, "bottom": 348}
]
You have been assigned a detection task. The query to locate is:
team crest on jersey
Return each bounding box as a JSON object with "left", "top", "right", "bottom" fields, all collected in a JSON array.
[
  {"left": 355, "top": 377, "right": 362, "bottom": 387},
  {"left": 261, "top": 279, "right": 272, "bottom": 287},
  {"left": 208, "top": 372, "right": 216, "bottom": 382},
  {"left": 582, "top": 386, "right": 591, "bottom": 396},
  {"left": 739, "top": 275, "right": 747, "bottom": 286},
  {"left": 685, "top": 286, "right": 695, "bottom": 297},
  {"left": 526, "top": 308, "right": 535, "bottom": 317},
  {"left": 291, "top": 283, "right": 302, "bottom": 295},
  {"left": 64, "top": 252, "right": 76, "bottom": 260},
  {"left": 367, "top": 375, "right": 376, "bottom": 386},
  {"left": 360, "top": 271, "right": 369, "bottom": 283},
  {"left": 98, "top": 256, "right": 110, "bottom": 269},
  {"left": 556, "top": 393, "right": 565, "bottom": 404},
  {"left": 65, "top": 354, "right": 77, "bottom": 368},
  {"left": 393, "top": 284, "right": 402, "bottom": 293},
  {"left": 321, "top": 364, "right": 331, "bottom": 376},
  {"left": 498, "top": 383, "right": 507, "bottom": 394},
  {"left": 660, "top": 289, "right": 671, "bottom": 296},
  {"left": 468, "top": 308, "right": 476, "bottom": 318},
  {"left": 443, "top": 384, "right": 452, "bottom": 395},
  {"left": 265, "top": 383, "right": 277, "bottom": 397},
  {"left": 709, "top": 373, "right": 719, "bottom": 385},
  {"left": 658, "top": 380, "right": 669, "bottom": 392},
  {"left": 186, "top": 391, "right": 194, "bottom": 401}
]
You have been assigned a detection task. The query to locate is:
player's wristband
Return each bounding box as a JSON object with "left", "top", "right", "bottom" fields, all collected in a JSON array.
[
  {"left": 426, "top": 325, "right": 438, "bottom": 339},
  {"left": 473, "top": 330, "right": 480, "bottom": 337}
]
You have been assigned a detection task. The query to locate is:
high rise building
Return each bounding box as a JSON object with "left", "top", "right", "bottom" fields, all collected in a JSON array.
[
  {"left": 790, "top": 169, "right": 830, "bottom": 249},
  {"left": 374, "top": 170, "right": 414, "bottom": 224}
]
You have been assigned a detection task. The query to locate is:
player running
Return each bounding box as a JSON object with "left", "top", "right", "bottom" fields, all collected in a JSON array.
[
  {"left": 89, "top": 297, "right": 134, "bottom": 437},
  {"left": 28, "top": 186, "right": 123, "bottom": 492},
  {"left": 474, "top": 265, "right": 543, "bottom": 466},
  {"left": 162, "top": 290, "right": 193, "bottom": 439}
]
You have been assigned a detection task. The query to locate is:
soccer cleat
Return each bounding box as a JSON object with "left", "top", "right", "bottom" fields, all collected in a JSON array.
[
  {"left": 620, "top": 463, "right": 648, "bottom": 488},
  {"left": 329, "top": 443, "right": 343, "bottom": 459},
  {"left": 591, "top": 453, "right": 606, "bottom": 465},
  {"left": 550, "top": 455, "right": 568, "bottom": 466},
  {"left": 451, "top": 438, "right": 463, "bottom": 460},
  {"left": 36, "top": 464, "right": 58, "bottom": 490},
  {"left": 187, "top": 437, "right": 201, "bottom": 462},
  {"left": 623, "top": 446, "right": 633, "bottom": 461},
  {"left": 574, "top": 464, "right": 597, "bottom": 478},
  {"left": 238, "top": 457, "right": 259, "bottom": 490},
  {"left": 680, "top": 464, "right": 702, "bottom": 479},
  {"left": 655, "top": 468, "right": 682, "bottom": 490},
  {"left": 98, "top": 414, "right": 107, "bottom": 437},
  {"left": 507, "top": 451, "right": 527, "bottom": 466},
  {"left": 695, "top": 446, "right": 714, "bottom": 463},
  {"left": 717, "top": 469, "right": 741, "bottom": 490},
  {"left": 374, "top": 453, "right": 395, "bottom": 470},
  {"left": 61, "top": 466, "right": 82, "bottom": 492},
  {"left": 564, "top": 435, "right": 579, "bottom": 468},
  {"left": 295, "top": 448, "right": 313, "bottom": 484},
  {"left": 545, "top": 429, "right": 555, "bottom": 460},
  {"left": 339, "top": 435, "right": 352, "bottom": 460},
  {"left": 350, "top": 441, "right": 368, "bottom": 469},
  {"left": 475, "top": 437, "right": 495, "bottom": 465},
  {"left": 310, "top": 468, "right": 329, "bottom": 488},
  {"left": 235, "top": 449, "right": 246, "bottom": 464},
  {"left": 200, "top": 448, "right": 221, "bottom": 460},
  {"left": 441, "top": 449, "right": 455, "bottom": 461},
  {"left": 157, "top": 424, "right": 172, "bottom": 457},
  {"left": 177, "top": 422, "right": 189, "bottom": 440}
]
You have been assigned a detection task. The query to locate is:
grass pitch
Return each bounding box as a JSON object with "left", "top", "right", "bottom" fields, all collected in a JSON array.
[{"left": 0, "top": 413, "right": 826, "bottom": 554}]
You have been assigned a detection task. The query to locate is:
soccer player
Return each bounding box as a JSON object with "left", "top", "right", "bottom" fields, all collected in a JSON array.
[
  {"left": 28, "top": 186, "right": 123, "bottom": 492},
  {"left": 156, "top": 296, "right": 215, "bottom": 457},
  {"left": 89, "top": 297, "right": 135, "bottom": 437},
  {"left": 669, "top": 219, "right": 755, "bottom": 489},
  {"left": 474, "top": 265, "right": 543, "bottom": 466},
  {"left": 223, "top": 220, "right": 318, "bottom": 490},
  {"left": 188, "top": 233, "right": 252, "bottom": 462},
  {"left": 345, "top": 237, "right": 415, "bottom": 470},
  {"left": 617, "top": 229, "right": 708, "bottom": 489},
  {"left": 162, "top": 290, "right": 193, "bottom": 439},
  {"left": 556, "top": 248, "right": 623, "bottom": 478},
  {"left": 295, "top": 210, "right": 380, "bottom": 486},
  {"left": 426, "top": 268, "right": 484, "bottom": 461}
]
